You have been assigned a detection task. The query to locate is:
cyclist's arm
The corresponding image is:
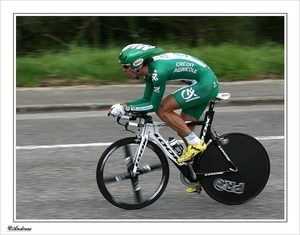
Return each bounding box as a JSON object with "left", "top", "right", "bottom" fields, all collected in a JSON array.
[
  {"left": 126, "top": 78, "right": 153, "bottom": 105},
  {"left": 126, "top": 76, "right": 166, "bottom": 112}
]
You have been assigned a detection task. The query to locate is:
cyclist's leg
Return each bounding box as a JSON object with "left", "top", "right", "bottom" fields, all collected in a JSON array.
[
  {"left": 179, "top": 102, "right": 208, "bottom": 146},
  {"left": 156, "top": 94, "right": 193, "bottom": 138},
  {"left": 156, "top": 83, "right": 216, "bottom": 139},
  {"left": 173, "top": 76, "right": 219, "bottom": 162},
  {"left": 156, "top": 95, "right": 207, "bottom": 162},
  {"left": 179, "top": 112, "right": 197, "bottom": 146}
]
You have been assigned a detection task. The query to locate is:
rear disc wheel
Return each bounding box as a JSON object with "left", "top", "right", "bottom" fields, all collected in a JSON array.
[{"left": 198, "top": 133, "right": 270, "bottom": 205}]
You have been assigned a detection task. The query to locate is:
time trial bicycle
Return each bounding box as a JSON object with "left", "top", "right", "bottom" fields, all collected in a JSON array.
[{"left": 96, "top": 93, "right": 270, "bottom": 210}]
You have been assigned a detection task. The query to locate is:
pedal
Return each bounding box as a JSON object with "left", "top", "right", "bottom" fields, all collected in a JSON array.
[
  {"left": 196, "top": 185, "right": 202, "bottom": 194},
  {"left": 186, "top": 184, "right": 202, "bottom": 194}
]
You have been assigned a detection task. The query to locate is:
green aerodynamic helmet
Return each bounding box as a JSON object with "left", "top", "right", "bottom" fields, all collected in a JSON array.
[{"left": 119, "top": 43, "right": 164, "bottom": 69}]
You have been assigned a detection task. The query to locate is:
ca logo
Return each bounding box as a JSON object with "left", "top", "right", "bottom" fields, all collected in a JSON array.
[{"left": 181, "top": 88, "right": 199, "bottom": 102}]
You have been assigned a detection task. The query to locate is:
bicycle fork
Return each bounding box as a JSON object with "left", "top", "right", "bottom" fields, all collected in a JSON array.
[{"left": 131, "top": 134, "right": 149, "bottom": 177}]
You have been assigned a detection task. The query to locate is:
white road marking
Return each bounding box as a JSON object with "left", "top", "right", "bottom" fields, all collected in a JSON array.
[
  {"left": 16, "top": 142, "right": 114, "bottom": 150},
  {"left": 16, "top": 136, "right": 284, "bottom": 150}
]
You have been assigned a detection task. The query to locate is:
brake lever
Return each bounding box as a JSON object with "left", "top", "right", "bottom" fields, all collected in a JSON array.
[
  {"left": 117, "top": 116, "right": 125, "bottom": 126},
  {"left": 125, "top": 122, "right": 136, "bottom": 133}
]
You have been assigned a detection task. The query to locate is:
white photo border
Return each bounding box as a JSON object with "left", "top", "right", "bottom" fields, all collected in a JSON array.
[{"left": 1, "top": 1, "right": 299, "bottom": 235}]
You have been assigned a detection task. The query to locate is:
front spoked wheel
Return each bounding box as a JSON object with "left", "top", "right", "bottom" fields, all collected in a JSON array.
[
  {"left": 197, "top": 133, "right": 270, "bottom": 205},
  {"left": 96, "top": 137, "right": 169, "bottom": 210}
]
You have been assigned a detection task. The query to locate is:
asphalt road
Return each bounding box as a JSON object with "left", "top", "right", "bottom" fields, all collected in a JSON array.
[{"left": 15, "top": 104, "right": 285, "bottom": 221}]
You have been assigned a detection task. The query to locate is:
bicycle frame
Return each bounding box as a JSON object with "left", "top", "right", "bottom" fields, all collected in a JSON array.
[
  {"left": 98, "top": 92, "right": 270, "bottom": 209},
  {"left": 117, "top": 95, "right": 237, "bottom": 181}
]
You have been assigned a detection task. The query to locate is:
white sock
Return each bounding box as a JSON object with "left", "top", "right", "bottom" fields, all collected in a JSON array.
[{"left": 184, "top": 132, "right": 201, "bottom": 145}]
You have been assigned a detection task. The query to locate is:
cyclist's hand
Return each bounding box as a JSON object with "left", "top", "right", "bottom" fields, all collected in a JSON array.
[{"left": 108, "top": 103, "right": 126, "bottom": 117}]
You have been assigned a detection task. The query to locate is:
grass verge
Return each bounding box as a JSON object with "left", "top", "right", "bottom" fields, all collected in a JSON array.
[{"left": 16, "top": 43, "right": 284, "bottom": 87}]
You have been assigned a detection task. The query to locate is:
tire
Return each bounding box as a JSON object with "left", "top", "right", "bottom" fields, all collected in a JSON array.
[
  {"left": 96, "top": 137, "right": 169, "bottom": 210},
  {"left": 198, "top": 133, "right": 270, "bottom": 205}
]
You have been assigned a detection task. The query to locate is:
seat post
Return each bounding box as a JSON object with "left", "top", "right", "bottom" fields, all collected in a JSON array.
[
  {"left": 198, "top": 100, "right": 215, "bottom": 142},
  {"left": 207, "top": 99, "right": 216, "bottom": 113}
]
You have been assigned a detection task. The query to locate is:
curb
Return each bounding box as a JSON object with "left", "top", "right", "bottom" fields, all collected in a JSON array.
[
  {"left": 16, "top": 104, "right": 111, "bottom": 114},
  {"left": 16, "top": 97, "right": 284, "bottom": 114}
]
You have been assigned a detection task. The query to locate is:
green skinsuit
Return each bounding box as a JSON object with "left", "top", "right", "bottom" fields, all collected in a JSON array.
[{"left": 126, "top": 52, "right": 220, "bottom": 119}]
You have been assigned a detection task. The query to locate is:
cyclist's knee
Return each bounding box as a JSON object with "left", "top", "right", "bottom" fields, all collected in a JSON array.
[
  {"left": 156, "top": 106, "right": 164, "bottom": 119},
  {"left": 156, "top": 104, "right": 169, "bottom": 120}
]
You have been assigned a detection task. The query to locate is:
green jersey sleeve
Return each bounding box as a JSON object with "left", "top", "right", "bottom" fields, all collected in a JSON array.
[
  {"left": 126, "top": 68, "right": 168, "bottom": 112},
  {"left": 126, "top": 78, "right": 152, "bottom": 106}
]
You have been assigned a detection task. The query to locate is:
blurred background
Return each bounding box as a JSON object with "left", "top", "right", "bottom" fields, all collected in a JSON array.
[{"left": 16, "top": 16, "right": 284, "bottom": 86}]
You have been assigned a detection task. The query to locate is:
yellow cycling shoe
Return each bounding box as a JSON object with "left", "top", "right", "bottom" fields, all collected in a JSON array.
[
  {"left": 177, "top": 140, "right": 207, "bottom": 163},
  {"left": 186, "top": 187, "right": 198, "bottom": 193}
]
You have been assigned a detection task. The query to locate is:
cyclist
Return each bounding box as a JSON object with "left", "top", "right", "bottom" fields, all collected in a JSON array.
[{"left": 108, "top": 43, "right": 220, "bottom": 163}]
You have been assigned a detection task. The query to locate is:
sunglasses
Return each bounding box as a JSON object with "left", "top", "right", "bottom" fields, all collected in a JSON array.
[{"left": 122, "top": 64, "right": 130, "bottom": 69}]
